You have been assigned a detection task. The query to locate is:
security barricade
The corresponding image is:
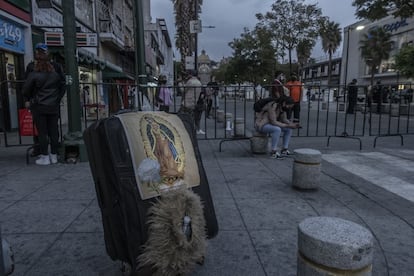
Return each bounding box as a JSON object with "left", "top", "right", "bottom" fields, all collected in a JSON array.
[{"left": 1, "top": 80, "right": 413, "bottom": 152}]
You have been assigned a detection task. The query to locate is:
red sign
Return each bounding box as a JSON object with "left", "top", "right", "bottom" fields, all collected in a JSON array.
[{"left": 44, "top": 32, "right": 98, "bottom": 47}]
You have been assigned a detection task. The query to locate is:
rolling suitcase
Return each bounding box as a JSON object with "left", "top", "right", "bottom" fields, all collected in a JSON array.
[{"left": 83, "top": 111, "right": 218, "bottom": 272}]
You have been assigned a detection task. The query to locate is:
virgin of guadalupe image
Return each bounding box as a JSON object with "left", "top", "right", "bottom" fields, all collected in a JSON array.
[{"left": 141, "top": 115, "right": 185, "bottom": 186}]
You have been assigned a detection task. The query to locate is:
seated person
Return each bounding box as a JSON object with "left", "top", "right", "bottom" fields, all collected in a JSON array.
[{"left": 254, "top": 96, "right": 300, "bottom": 159}]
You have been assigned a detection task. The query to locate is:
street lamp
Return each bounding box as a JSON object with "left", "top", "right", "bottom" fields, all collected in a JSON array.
[
  {"left": 343, "top": 25, "right": 364, "bottom": 87},
  {"left": 192, "top": 0, "right": 215, "bottom": 74}
]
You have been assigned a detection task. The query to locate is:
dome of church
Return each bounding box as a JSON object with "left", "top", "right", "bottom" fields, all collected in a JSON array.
[{"left": 198, "top": 49, "right": 210, "bottom": 64}]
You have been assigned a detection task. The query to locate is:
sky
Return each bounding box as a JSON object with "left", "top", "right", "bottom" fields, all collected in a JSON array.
[{"left": 150, "top": 0, "right": 359, "bottom": 62}]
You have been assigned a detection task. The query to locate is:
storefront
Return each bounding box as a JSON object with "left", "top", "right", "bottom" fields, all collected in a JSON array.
[
  {"left": 343, "top": 16, "right": 414, "bottom": 87},
  {"left": 0, "top": 13, "right": 31, "bottom": 131},
  {"left": 78, "top": 48, "right": 135, "bottom": 119}
]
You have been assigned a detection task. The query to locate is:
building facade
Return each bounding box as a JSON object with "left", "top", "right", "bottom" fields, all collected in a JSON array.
[
  {"left": 0, "top": 0, "right": 32, "bottom": 131},
  {"left": 342, "top": 15, "right": 414, "bottom": 88},
  {"left": 0, "top": 0, "right": 174, "bottom": 127}
]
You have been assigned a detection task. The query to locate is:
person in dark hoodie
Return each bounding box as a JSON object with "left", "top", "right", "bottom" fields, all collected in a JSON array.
[{"left": 22, "top": 43, "right": 65, "bottom": 165}]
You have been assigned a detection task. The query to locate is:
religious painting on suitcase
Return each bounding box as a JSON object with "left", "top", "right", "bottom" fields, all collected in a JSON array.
[{"left": 116, "top": 112, "right": 200, "bottom": 199}]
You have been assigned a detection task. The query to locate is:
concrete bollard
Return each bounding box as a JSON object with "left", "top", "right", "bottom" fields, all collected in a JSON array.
[
  {"left": 216, "top": 109, "right": 225, "bottom": 123},
  {"left": 292, "top": 148, "right": 322, "bottom": 189},
  {"left": 224, "top": 113, "right": 233, "bottom": 129},
  {"left": 250, "top": 132, "right": 268, "bottom": 154},
  {"left": 298, "top": 216, "right": 374, "bottom": 276},
  {"left": 390, "top": 104, "right": 399, "bottom": 117},
  {"left": 234, "top": 117, "right": 245, "bottom": 137}
]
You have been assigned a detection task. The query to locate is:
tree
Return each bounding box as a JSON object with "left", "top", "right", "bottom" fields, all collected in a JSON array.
[
  {"left": 296, "top": 39, "right": 315, "bottom": 75},
  {"left": 352, "top": 0, "right": 414, "bottom": 20},
  {"left": 256, "top": 0, "right": 322, "bottom": 75},
  {"left": 359, "top": 27, "right": 393, "bottom": 86},
  {"left": 319, "top": 19, "right": 342, "bottom": 85},
  {"left": 171, "top": 0, "right": 203, "bottom": 76},
  {"left": 395, "top": 44, "right": 414, "bottom": 78},
  {"left": 228, "top": 27, "right": 277, "bottom": 85}
]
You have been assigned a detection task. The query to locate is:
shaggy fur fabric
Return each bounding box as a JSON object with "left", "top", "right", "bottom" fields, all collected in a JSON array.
[{"left": 137, "top": 188, "right": 207, "bottom": 275}]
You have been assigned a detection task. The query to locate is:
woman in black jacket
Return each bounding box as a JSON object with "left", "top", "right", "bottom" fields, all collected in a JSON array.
[{"left": 22, "top": 43, "right": 65, "bottom": 165}]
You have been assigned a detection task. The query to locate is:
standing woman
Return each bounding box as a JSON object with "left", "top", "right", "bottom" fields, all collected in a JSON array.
[
  {"left": 157, "top": 74, "right": 173, "bottom": 112},
  {"left": 22, "top": 43, "right": 65, "bottom": 165}
]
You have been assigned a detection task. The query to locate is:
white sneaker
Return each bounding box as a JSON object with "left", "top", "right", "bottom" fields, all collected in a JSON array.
[
  {"left": 35, "top": 155, "right": 51, "bottom": 165},
  {"left": 197, "top": 129, "right": 205, "bottom": 135},
  {"left": 49, "top": 154, "right": 58, "bottom": 164}
]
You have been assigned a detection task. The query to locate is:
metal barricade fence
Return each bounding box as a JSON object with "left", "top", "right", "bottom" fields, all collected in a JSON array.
[{"left": 1, "top": 80, "right": 413, "bottom": 150}]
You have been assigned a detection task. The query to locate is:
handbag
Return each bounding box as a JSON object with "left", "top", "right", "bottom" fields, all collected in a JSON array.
[{"left": 19, "top": 108, "right": 38, "bottom": 136}]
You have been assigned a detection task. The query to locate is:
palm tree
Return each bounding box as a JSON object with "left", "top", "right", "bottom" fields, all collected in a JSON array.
[
  {"left": 360, "top": 27, "right": 393, "bottom": 86},
  {"left": 319, "top": 20, "right": 342, "bottom": 85},
  {"left": 171, "top": 0, "right": 203, "bottom": 76}
]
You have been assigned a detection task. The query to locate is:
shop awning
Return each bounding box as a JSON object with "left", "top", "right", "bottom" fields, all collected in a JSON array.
[
  {"left": 77, "top": 48, "right": 134, "bottom": 79},
  {"left": 77, "top": 48, "right": 106, "bottom": 70},
  {"left": 102, "top": 62, "right": 134, "bottom": 80}
]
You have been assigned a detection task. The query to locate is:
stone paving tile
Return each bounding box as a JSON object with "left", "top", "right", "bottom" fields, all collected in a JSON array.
[
  {"left": 25, "top": 232, "right": 121, "bottom": 276},
  {"left": 385, "top": 249, "right": 414, "bottom": 276},
  {"left": 0, "top": 200, "right": 90, "bottom": 233},
  {"left": 66, "top": 200, "right": 104, "bottom": 233},
  {"left": 211, "top": 197, "right": 244, "bottom": 231},
  {"left": 190, "top": 230, "right": 266, "bottom": 276},
  {"left": 217, "top": 158, "right": 275, "bottom": 180},
  {"left": 0, "top": 180, "right": 48, "bottom": 200},
  {"left": 250, "top": 229, "right": 298, "bottom": 276},
  {"left": 227, "top": 177, "right": 296, "bottom": 200},
  {"left": 2, "top": 233, "right": 59, "bottom": 276},
  {"left": 236, "top": 197, "right": 317, "bottom": 231},
  {"left": 0, "top": 200, "right": 16, "bottom": 212},
  {"left": 25, "top": 179, "right": 96, "bottom": 201}
]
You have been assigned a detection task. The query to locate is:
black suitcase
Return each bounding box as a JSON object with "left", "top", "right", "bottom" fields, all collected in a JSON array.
[{"left": 83, "top": 111, "right": 218, "bottom": 272}]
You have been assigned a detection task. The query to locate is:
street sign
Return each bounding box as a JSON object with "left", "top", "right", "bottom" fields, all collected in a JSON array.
[
  {"left": 185, "top": 55, "right": 195, "bottom": 70},
  {"left": 44, "top": 32, "right": 98, "bottom": 47},
  {"left": 190, "top": 20, "right": 202, "bottom": 33}
]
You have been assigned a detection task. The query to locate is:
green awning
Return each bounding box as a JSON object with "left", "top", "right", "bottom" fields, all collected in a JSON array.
[{"left": 102, "top": 62, "right": 134, "bottom": 80}]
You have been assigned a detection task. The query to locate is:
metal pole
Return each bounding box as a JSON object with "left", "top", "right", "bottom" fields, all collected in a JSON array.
[
  {"left": 194, "top": 0, "right": 198, "bottom": 74},
  {"left": 0, "top": 225, "right": 4, "bottom": 275},
  {"left": 133, "top": 0, "right": 147, "bottom": 110},
  {"left": 344, "top": 27, "right": 351, "bottom": 87},
  {"left": 62, "top": 0, "right": 81, "bottom": 132}
]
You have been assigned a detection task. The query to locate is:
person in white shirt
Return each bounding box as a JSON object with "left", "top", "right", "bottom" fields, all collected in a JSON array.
[{"left": 178, "top": 70, "right": 205, "bottom": 135}]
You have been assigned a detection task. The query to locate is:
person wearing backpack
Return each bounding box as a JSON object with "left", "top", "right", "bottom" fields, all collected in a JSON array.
[{"left": 254, "top": 96, "right": 300, "bottom": 159}]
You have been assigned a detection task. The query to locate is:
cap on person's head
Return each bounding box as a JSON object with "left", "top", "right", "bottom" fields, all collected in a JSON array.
[
  {"left": 35, "top": 43, "right": 48, "bottom": 52},
  {"left": 352, "top": 78, "right": 357, "bottom": 83}
]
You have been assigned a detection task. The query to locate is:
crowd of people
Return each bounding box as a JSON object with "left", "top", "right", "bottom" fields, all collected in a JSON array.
[{"left": 22, "top": 47, "right": 412, "bottom": 166}]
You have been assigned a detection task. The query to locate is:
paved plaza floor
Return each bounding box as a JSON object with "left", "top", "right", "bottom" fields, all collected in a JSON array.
[{"left": 0, "top": 135, "right": 413, "bottom": 275}]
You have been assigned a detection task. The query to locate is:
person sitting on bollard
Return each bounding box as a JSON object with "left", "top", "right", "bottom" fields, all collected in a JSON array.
[{"left": 254, "top": 96, "right": 300, "bottom": 159}]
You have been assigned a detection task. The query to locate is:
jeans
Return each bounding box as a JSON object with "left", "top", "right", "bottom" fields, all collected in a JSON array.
[
  {"left": 194, "top": 108, "right": 203, "bottom": 130},
  {"left": 260, "top": 124, "right": 292, "bottom": 151},
  {"left": 32, "top": 111, "right": 59, "bottom": 155}
]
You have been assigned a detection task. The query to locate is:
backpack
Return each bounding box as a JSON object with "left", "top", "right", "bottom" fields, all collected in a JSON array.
[{"left": 253, "top": 97, "right": 274, "bottom": 112}]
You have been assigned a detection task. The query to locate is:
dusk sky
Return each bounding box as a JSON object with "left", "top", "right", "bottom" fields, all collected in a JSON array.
[{"left": 151, "top": 0, "right": 360, "bottom": 61}]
